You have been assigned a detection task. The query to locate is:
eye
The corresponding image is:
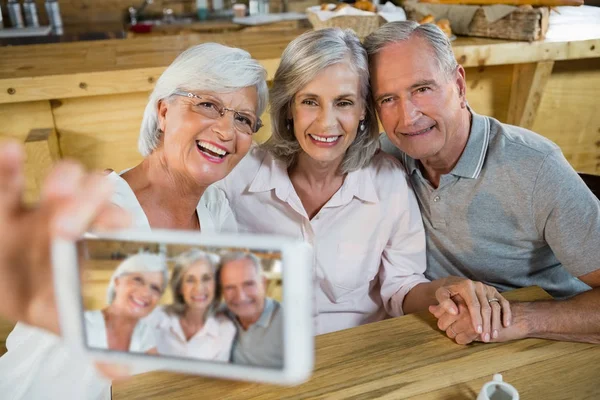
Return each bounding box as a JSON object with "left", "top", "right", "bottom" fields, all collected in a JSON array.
[
  {"left": 194, "top": 101, "right": 219, "bottom": 112},
  {"left": 234, "top": 113, "right": 254, "bottom": 128},
  {"left": 133, "top": 276, "right": 144, "bottom": 284},
  {"left": 337, "top": 100, "right": 354, "bottom": 107},
  {"left": 301, "top": 99, "right": 318, "bottom": 106},
  {"left": 150, "top": 285, "right": 161, "bottom": 294},
  {"left": 415, "top": 87, "right": 431, "bottom": 94},
  {"left": 202, "top": 274, "right": 213, "bottom": 282},
  {"left": 379, "top": 97, "right": 393, "bottom": 105}
]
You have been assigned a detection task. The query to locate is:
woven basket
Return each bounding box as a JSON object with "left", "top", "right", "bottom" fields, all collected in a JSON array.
[{"left": 306, "top": 8, "right": 384, "bottom": 39}]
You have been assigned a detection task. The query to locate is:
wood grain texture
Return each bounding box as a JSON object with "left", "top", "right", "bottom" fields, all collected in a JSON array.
[
  {"left": 507, "top": 60, "right": 555, "bottom": 130},
  {"left": 113, "top": 287, "right": 600, "bottom": 400},
  {"left": 530, "top": 58, "right": 600, "bottom": 174}
]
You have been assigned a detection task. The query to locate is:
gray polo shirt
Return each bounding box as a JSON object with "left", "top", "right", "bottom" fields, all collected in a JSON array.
[
  {"left": 380, "top": 110, "right": 600, "bottom": 299},
  {"left": 229, "top": 298, "right": 284, "bottom": 368}
]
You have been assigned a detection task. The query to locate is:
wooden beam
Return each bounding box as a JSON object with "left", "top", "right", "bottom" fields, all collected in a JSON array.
[
  {"left": 24, "top": 128, "right": 62, "bottom": 204},
  {"left": 506, "top": 61, "right": 554, "bottom": 130}
]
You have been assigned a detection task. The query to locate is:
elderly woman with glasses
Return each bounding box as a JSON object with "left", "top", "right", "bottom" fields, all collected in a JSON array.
[
  {"left": 0, "top": 43, "right": 267, "bottom": 400},
  {"left": 106, "top": 42, "right": 267, "bottom": 232},
  {"left": 85, "top": 253, "right": 168, "bottom": 355},
  {"left": 217, "top": 28, "right": 510, "bottom": 335},
  {"left": 145, "top": 249, "right": 235, "bottom": 361}
]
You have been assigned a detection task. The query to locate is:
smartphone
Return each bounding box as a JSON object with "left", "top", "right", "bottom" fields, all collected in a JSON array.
[{"left": 52, "top": 229, "right": 314, "bottom": 385}]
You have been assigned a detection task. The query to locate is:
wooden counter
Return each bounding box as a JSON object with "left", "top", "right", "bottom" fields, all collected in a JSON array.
[
  {"left": 112, "top": 286, "right": 600, "bottom": 399},
  {"left": 0, "top": 14, "right": 599, "bottom": 202}
]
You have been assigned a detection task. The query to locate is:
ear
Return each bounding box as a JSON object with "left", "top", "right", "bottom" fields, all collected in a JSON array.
[
  {"left": 261, "top": 276, "right": 268, "bottom": 291},
  {"left": 455, "top": 65, "right": 467, "bottom": 108},
  {"left": 114, "top": 277, "right": 121, "bottom": 289},
  {"left": 157, "top": 99, "right": 169, "bottom": 132}
]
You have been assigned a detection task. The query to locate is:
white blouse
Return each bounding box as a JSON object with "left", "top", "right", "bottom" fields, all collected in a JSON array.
[
  {"left": 217, "top": 147, "right": 429, "bottom": 334},
  {"left": 84, "top": 310, "right": 157, "bottom": 354},
  {"left": 144, "top": 307, "right": 236, "bottom": 362},
  {"left": 0, "top": 172, "right": 238, "bottom": 399}
]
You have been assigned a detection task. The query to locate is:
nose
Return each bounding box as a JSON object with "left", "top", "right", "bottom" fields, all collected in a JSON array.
[
  {"left": 315, "top": 104, "right": 338, "bottom": 132},
  {"left": 397, "top": 97, "right": 420, "bottom": 128},
  {"left": 211, "top": 112, "right": 236, "bottom": 143}
]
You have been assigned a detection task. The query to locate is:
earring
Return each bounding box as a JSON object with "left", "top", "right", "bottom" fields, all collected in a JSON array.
[
  {"left": 359, "top": 120, "right": 365, "bottom": 132},
  {"left": 286, "top": 119, "right": 292, "bottom": 131}
]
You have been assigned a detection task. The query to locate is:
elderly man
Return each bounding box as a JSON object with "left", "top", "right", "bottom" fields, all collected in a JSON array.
[
  {"left": 219, "top": 252, "right": 283, "bottom": 368},
  {"left": 364, "top": 21, "right": 600, "bottom": 344}
]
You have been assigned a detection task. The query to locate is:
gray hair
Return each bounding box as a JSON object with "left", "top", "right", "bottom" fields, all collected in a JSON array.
[
  {"left": 263, "top": 28, "right": 380, "bottom": 174},
  {"left": 363, "top": 21, "right": 458, "bottom": 78},
  {"left": 138, "top": 43, "right": 269, "bottom": 156},
  {"left": 218, "top": 251, "right": 264, "bottom": 278},
  {"left": 165, "top": 248, "right": 221, "bottom": 316},
  {"left": 106, "top": 252, "right": 168, "bottom": 305}
]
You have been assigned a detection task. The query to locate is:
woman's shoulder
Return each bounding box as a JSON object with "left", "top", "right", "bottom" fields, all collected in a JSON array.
[
  {"left": 220, "top": 144, "right": 270, "bottom": 187},
  {"left": 365, "top": 151, "right": 410, "bottom": 189},
  {"left": 212, "top": 312, "right": 236, "bottom": 335}
]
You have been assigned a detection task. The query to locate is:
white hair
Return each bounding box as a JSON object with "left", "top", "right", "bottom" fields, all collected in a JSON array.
[
  {"left": 138, "top": 43, "right": 269, "bottom": 156},
  {"left": 106, "top": 252, "right": 168, "bottom": 304},
  {"left": 219, "top": 251, "right": 264, "bottom": 276},
  {"left": 363, "top": 21, "right": 458, "bottom": 78}
]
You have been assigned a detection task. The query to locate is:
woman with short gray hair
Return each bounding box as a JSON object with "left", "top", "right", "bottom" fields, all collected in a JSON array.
[
  {"left": 106, "top": 42, "right": 268, "bottom": 233},
  {"left": 217, "top": 28, "right": 430, "bottom": 334},
  {"left": 145, "top": 249, "right": 236, "bottom": 361}
]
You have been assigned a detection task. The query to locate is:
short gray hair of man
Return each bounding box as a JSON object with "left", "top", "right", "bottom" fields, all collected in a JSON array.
[
  {"left": 106, "top": 252, "right": 169, "bottom": 305},
  {"left": 363, "top": 21, "right": 458, "bottom": 78},
  {"left": 218, "top": 251, "right": 264, "bottom": 279},
  {"left": 138, "top": 43, "right": 269, "bottom": 156},
  {"left": 165, "top": 248, "right": 221, "bottom": 316},
  {"left": 263, "top": 28, "right": 380, "bottom": 174}
]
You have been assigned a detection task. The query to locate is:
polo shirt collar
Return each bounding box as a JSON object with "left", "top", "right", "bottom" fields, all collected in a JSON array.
[
  {"left": 450, "top": 109, "right": 490, "bottom": 179},
  {"left": 402, "top": 108, "right": 490, "bottom": 180},
  {"left": 255, "top": 297, "right": 276, "bottom": 328}
]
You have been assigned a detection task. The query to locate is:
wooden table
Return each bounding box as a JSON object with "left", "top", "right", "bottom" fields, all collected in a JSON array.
[{"left": 113, "top": 287, "right": 600, "bottom": 399}]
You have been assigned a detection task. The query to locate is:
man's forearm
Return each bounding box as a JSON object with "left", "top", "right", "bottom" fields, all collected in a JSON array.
[{"left": 511, "top": 287, "right": 600, "bottom": 344}]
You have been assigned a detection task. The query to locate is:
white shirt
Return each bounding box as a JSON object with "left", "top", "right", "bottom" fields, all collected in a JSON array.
[
  {"left": 85, "top": 310, "right": 157, "bottom": 354},
  {"left": 145, "top": 307, "right": 236, "bottom": 362},
  {"left": 0, "top": 171, "right": 238, "bottom": 399},
  {"left": 106, "top": 171, "right": 238, "bottom": 233},
  {"left": 217, "top": 147, "right": 429, "bottom": 334}
]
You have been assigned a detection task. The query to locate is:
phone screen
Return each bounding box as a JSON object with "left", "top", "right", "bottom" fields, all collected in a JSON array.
[{"left": 78, "top": 238, "right": 284, "bottom": 370}]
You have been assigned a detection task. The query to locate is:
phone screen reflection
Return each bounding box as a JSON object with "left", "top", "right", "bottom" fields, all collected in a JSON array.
[{"left": 79, "top": 238, "right": 284, "bottom": 369}]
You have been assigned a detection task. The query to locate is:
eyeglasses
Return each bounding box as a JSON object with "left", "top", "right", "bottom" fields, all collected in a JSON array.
[{"left": 173, "top": 91, "right": 262, "bottom": 136}]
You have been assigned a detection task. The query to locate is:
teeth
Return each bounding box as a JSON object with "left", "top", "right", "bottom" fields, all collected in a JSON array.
[
  {"left": 309, "top": 134, "right": 340, "bottom": 143},
  {"left": 131, "top": 298, "right": 147, "bottom": 307},
  {"left": 405, "top": 126, "right": 433, "bottom": 136},
  {"left": 197, "top": 141, "right": 227, "bottom": 156}
]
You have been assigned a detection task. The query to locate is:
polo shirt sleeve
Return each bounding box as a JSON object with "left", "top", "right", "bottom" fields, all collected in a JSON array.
[
  {"left": 532, "top": 149, "right": 600, "bottom": 278},
  {"left": 379, "top": 174, "right": 430, "bottom": 317}
]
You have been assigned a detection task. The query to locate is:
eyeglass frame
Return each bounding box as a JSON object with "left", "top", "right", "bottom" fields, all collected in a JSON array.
[{"left": 172, "top": 90, "right": 263, "bottom": 135}]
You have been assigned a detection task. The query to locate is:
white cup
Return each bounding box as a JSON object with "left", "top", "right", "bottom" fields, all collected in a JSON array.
[{"left": 477, "top": 374, "right": 519, "bottom": 400}]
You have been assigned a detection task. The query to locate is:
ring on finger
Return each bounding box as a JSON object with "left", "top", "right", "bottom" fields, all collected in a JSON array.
[{"left": 488, "top": 298, "right": 500, "bottom": 304}]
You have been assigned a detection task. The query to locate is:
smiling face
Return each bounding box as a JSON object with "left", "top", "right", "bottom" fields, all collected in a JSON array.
[
  {"left": 156, "top": 86, "right": 259, "bottom": 186},
  {"left": 291, "top": 62, "right": 366, "bottom": 165},
  {"left": 112, "top": 271, "right": 164, "bottom": 318},
  {"left": 371, "top": 35, "right": 467, "bottom": 162},
  {"left": 220, "top": 258, "right": 266, "bottom": 322},
  {"left": 179, "top": 261, "right": 215, "bottom": 311}
]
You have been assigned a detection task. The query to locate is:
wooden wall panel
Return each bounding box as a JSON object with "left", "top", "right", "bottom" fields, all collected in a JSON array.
[
  {"left": 531, "top": 58, "right": 600, "bottom": 174},
  {"left": 53, "top": 92, "right": 149, "bottom": 171},
  {"left": 464, "top": 65, "right": 513, "bottom": 123}
]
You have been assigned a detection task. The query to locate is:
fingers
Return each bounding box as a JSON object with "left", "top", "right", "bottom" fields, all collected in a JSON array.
[
  {"left": 499, "top": 294, "right": 512, "bottom": 328},
  {"left": 93, "top": 204, "right": 132, "bottom": 232},
  {"left": 49, "top": 171, "right": 115, "bottom": 239},
  {"left": 474, "top": 282, "right": 492, "bottom": 342},
  {"left": 490, "top": 299, "right": 502, "bottom": 340},
  {"left": 94, "top": 362, "right": 132, "bottom": 381},
  {"left": 451, "top": 280, "right": 483, "bottom": 336},
  {"left": 40, "top": 160, "right": 85, "bottom": 202},
  {"left": 436, "top": 311, "right": 460, "bottom": 332},
  {"left": 434, "top": 287, "right": 458, "bottom": 316},
  {"left": 455, "top": 332, "right": 478, "bottom": 345},
  {"left": 0, "top": 142, "right": 26, "bottom": 215}
]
